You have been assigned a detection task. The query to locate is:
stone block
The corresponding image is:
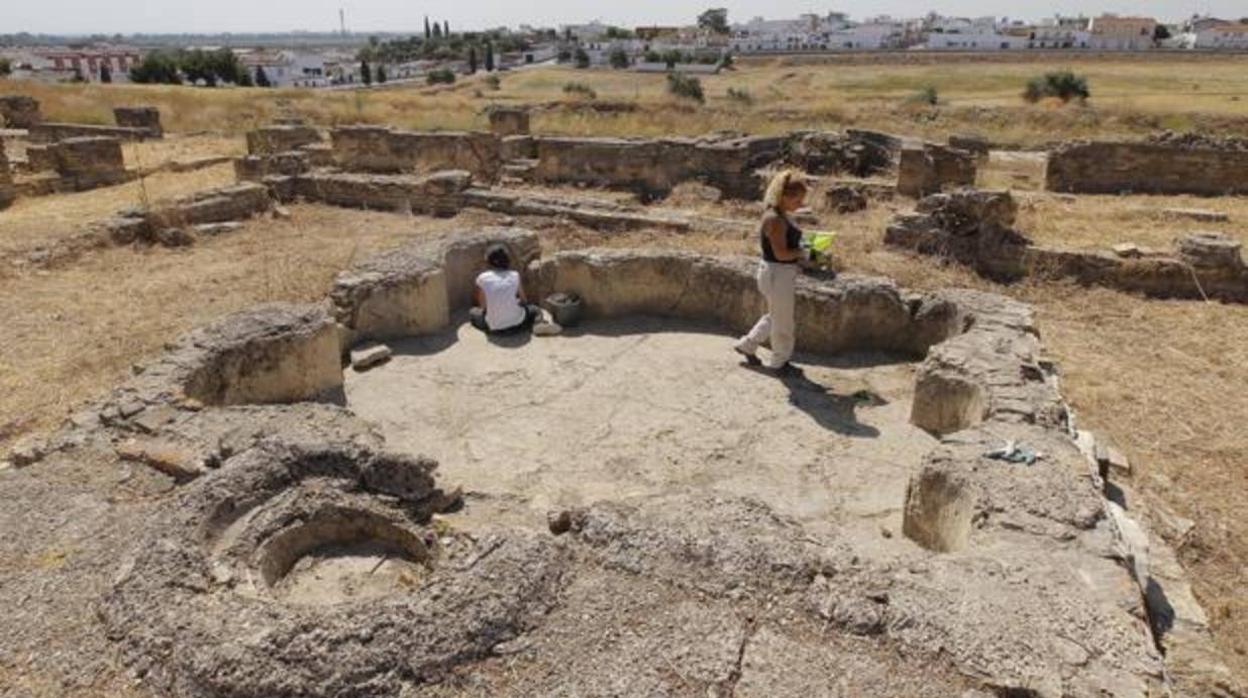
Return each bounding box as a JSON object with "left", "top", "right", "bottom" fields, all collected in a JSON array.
[
  {"left": 113, "top": 106, "right": 163, "bottom": 137},
  {"left": 0, "top": 95, "right": 42, "bottom": 128},
  {"left": 0, "top": 140, "right": 14, "bottom": 210},
  {"left": 488, "top": 107, "right": 530, "bottom": 137},
  {"left": 52, "top": 136, "right": 130, "bottom": 190},
  {"left": 331, "top": 126, "right": 502, "bottom": 181},
  {"left": 1177, "top": 232, "right": 1243, "bottom": 270},
  {"left": 350, "top": 342, "right": 393, "bottom": 371}
]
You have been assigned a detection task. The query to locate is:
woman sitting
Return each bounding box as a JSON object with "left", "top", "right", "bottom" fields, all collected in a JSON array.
[{"left": 470, "top": 244, "right": 540, "bottom": 334}]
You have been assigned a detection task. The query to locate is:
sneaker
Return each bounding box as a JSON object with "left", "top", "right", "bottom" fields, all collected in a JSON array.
[{"left": 733, "top": 344, "right": 761, "bottom": 366}]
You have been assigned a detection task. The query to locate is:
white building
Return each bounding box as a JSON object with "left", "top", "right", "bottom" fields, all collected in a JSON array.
[
  {"left": 729, "top": 15, "right": 902, "bottom": 52},
  {"left": 1188, "top": 22, "right": 1248, "bottom": 49},
  {"left": 239, "top": 50, "right": 330, "bottom": 87},
  {"left": 1086, "top": 15, "right": 1156, "bottom": 50},
  {"left": 1030, "top": 16, "right": 1091, "bottom": 49},
  {"left": 926, "top": 32, "right": 1028, "bottom": 50}
]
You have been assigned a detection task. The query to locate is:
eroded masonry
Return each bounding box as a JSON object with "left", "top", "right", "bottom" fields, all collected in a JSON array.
[{"left": 3, "top": 111, "right": 1245, "bottom": 698}]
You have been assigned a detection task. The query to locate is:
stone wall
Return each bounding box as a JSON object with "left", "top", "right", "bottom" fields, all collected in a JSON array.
[
  {"left": 51, "top": 136, "right": 132, "bottom": 191},
  {"left": 1046, "top": 141, "right": 1248, "bottom": 196},
  {"left": 0, "top": 95, "right": 42, "bottom": 129},
  {"left": 488, "top": 107, "right": 530, "bottom": 137},
  {"left": 331, "top": 126, "right": 502, "bottom": 181},
  {"left": 330, "top": 228, "right": 538, "bottom": 342},
  {"left": 897, "top": 144, "right": 977, "bottom": 198},
  {"left": 113, "top": 106, "right": 163, "bottom": 138},
  {"left": 246, "top": 125, "right": 323, "bottom": 156},
  {"left": 0, "top": 140, "right": 15, "bottom": 210},
  {"left": 886, "top": 190, "right": 1248, "bottom": 302},
  {"left": 529, "top": 134, "right": 782, "bottom": 201},
  {"left": 30, "top": 122, "right": 156, "bottom": 143},
  {"left": 296, "top": 170, "right": 471, "bottom": 216}
]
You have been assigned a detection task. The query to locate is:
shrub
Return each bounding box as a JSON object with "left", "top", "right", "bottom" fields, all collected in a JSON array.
[
  {"left": 1023, "top": 70, "right": 1090, "bottom": 104},
  {"left": 0, "top": 58, "right": 11, "bottom": 77},
  {"left": 563, "top": 81, "right": 597, "bottom": 99},
  {"left": 484, "top": 74, "right": 501, "bottom": 91},
  {"left": 608, "top": 47, "right": 630, "bottom": 70},
  {"left": 726, "top": 87, "right": 753, "bottom": 105},
  {"left": 667, "top": 72, "right": 704, "bottom": 103},
  {"left": 426, "top": 68, "right": 456, "bottom": 85},
  {"left": 574, "top": 47, "right": 591, "bottom": 69},
  {"left": 909, "top": 85, "right": 939, "bottom": 106}
]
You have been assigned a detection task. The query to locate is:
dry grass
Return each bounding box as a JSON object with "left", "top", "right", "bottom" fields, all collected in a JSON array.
[
  {"left": 5, "top": 52, "right": 1248, "bottom": 144},
  {"left": 0, "top": 205, "right": 503, "bottom": 439},
  {"left": 1014, "top": 192, "right": 1248, "bottom": 250},
  {"left": 0, "top": 162, "right": 236, "bottom": 254}
]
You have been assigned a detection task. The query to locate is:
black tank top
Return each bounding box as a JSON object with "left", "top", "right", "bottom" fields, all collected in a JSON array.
[{"left": 761, "top": 212, "right": 802, "bottom": 264}]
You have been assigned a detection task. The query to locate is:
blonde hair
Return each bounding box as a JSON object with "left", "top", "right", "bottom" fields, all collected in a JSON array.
[{"left": 763, "top": 170, "right": 808, "bottom": 211}]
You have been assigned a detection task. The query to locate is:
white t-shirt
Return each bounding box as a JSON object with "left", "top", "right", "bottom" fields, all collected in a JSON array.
[{"left": 476, "top": 269, "right": 526, "bottom": 331}]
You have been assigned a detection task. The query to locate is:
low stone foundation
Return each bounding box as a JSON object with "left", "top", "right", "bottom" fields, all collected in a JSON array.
[
  {"left": 1046, "top": 140, "right": 1248, "bottom": 196},
  {"left": 246, "top": 125, "right": 323, "bottom": 156},
  {"left": 101, "top": 182, "right": 273, "bottom": 246},
  {"left": 331, "top": 125, "right": 502, "bottom": 181},
  {"left": 886, "top": 189, "right": 1248, "bottom": 302},
  {"left": 528, "top": 134, "right": 781, "bottom": 200},
  {"left": 29, "top": 122, "right": 157, "bottom": 143}
]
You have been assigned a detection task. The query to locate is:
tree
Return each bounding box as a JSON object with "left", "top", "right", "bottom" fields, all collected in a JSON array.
[
  {"left": 376, "top": 65, "right": 387, "bottom": 83},
  {"left": 433, "top": 22, "right": 442, "bottom": 39},
  {"left": 444, "top": 21, "right": 450, "bottom": 37},
  {"left": 485, "top": 42, "right": 495, "bottom": 71},
  {"left": 697, "top": 8, "right": 730, "bottom": 34},
  {"left": 361, "top": 60, "right": 372, "bottom": 86},
  {"left": 424, "top": 16, "right": 431, "bottom": 39},
  {"left": 608, "top": 47, "right": 630, "bottom": 69},
  {"left": 468, "top": 46, "right": 478, "bottom": 74},
  {"left": 99, "top": 62, "right": 112, "bottom": 83},
  {"left": 129, "top": 51, "right": 181, "bottom": 84},
  {"left": 255, "top": 66, "right": 271, "bottom": 87},
  {"left": 0, "top": 58, "right": 13, "bottom": 77},
  {"left": 1153, "top": 24, "right": 1172, "bottom": 41},
  {"left": 574, "top": 47, "right": 590, "bottom": 69},
  {"left": 238, "top": 69, "right": 254, "bottom": 87}
]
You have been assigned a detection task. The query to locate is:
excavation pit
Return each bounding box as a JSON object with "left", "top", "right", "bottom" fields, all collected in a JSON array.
[{"left": 258, "top": 509, "right": 430, "bottom": 606}]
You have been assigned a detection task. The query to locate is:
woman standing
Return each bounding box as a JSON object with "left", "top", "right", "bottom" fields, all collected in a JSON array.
[{"left": 734, "top": 170, "right": 808, "bottom": 374}]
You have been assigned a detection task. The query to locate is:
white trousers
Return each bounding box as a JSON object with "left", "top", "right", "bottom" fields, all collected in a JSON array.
[{"left": 738, "top": 261, "right": 798, "bottom": 368}]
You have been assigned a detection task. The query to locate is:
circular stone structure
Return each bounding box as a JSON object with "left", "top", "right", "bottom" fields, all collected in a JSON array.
[
  {"left": 101, "top": 441, "right": 570, "bottom": 697},
  {"left": 89, "top": 236, "right": 1194, "bottom": 697}
]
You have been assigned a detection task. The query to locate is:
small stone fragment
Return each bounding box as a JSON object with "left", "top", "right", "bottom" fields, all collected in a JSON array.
[
  {"left": 1112, "top": 243, "right": 1141, "bottom": 258},
  {"left": 115, "top": 438, "right": 202, "bottom": 482},
  {"left": 155, "top": 227, "right": 194, "bottom": 247},
  {"left": 192, "top": 222, "right": 244, "bottom": 236},
  {"left": 1161, "top": 208, "right": 1229, "bottom": 223},
  {"left": 9, "top": 436, "right": 47, "bottom": 467},
  {"left": 272, "top": 205, "right": 292, "bottom": 220},
  {"left": 532, "top": 321, "right": 563, "bottom": 337},
  {"left": 351, "top": 342, "right": 393, "bottom": 371}
]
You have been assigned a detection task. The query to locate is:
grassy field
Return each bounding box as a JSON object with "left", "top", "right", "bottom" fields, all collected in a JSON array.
[{"left": 4, "top": 52, "right": 1248, "bottom": 144}]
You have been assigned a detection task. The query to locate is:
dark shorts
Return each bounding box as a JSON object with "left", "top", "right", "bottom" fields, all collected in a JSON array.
[{"left": 469, "top": 304, "right": 541, "bottom": 334}]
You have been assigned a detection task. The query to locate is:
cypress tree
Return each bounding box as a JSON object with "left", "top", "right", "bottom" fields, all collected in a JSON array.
[
  {"left": 256, "top": 66, "right": 271, "bottom": 87},
  {"left": 468, "top": 46, "right": 478, "bottom": 74},
  {"left": 99, "top": 62, "right": 112, "bottom": 83},
  {"left": 424, "top": 16, "right": 431, "bottom": 39},
  {"left": 361, "top": 60, "right": 372, "bottom": 85},
  {"left": 443, "top": 21, "right": 449, "bottom": 37},
  {"left": 484, "top": 41, "right": 495, "bottom": 71}
]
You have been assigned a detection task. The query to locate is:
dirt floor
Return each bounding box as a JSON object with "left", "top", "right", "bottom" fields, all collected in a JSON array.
[{"left": 346, "top": 318, "right": 931, "bottom": 545}]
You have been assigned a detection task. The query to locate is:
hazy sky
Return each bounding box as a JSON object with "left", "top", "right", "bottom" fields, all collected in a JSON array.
[{"left": 5, "top": 1, "right": 1238, "bottom": 35}]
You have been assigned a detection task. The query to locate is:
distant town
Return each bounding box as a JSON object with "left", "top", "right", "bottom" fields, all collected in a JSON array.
[{"left": 2, "top": 9, "right": 1247, "bottom": 89}]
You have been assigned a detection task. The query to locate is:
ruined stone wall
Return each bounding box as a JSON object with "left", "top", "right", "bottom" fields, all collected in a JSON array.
[
  {"left": 897, "top": 144, "right": 977, "bottom": 198},
  {"left": 0, "top": 140, "right": 15, "bottom": 210},
  {"left": 1046, "top": 141, "right": 1248, "bottom": 196},
  {"left": 529, "top": 135, "right": 778, "bottom": 200},
  {"left": 886, "top": 190, "right": 1248, "bottom": 302},
  {"left": 331, "top": 126, "right": 501, "bottom": 181},
  {"left": 51, "top": 136, "right": 131, "bottom": 190},
  {"left": 30, "top": 122, "right": 155, "bottom": 143},
  {"left": 246, "top": 125, "right": 323, "bottom": 156},
  {"left": 0, "top": 95, "right": 42, "bottom": 129},
  {"left": 113, "top": 106, "right": 163, "bottom": 138}
]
